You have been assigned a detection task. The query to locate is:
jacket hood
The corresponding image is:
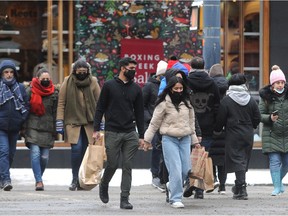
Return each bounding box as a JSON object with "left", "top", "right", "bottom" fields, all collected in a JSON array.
[
  {"left": 212, "top": 76, "right": 228, "bottom": 95},
  {"left": 226, "top": 85, "right": 250, "bottom": 106},
  {"left": 187, "top": 70, "right": 215, "bottom": 90},
  {"left": 147, "top": 75, "right": 160, "bottom": 84},
  {"left": 259, "top": 84, "right": 288, "bottom": 103}
]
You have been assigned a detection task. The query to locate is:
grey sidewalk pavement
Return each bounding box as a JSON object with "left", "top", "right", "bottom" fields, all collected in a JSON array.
[
  {"left": 1, "top": 184, "right": 288, "bottom": 215},
  {"left": 1, "top": 169, "right": 288, "bottom": 215}
]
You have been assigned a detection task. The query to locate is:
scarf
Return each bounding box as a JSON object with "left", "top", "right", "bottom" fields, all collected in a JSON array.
[
  {"left": 0, "top": 78, "right": 27, "bottom": 114},
  {"left": 30, "top": 78, "right": 55, "bottom": 116},
  {"left": 65, "top": 74, "right": 97, "bottom": 125}
]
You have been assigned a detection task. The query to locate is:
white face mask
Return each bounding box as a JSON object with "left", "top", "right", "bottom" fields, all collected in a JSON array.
[{"left": 275, "top": 88, "right": 285, "bottom": 94}]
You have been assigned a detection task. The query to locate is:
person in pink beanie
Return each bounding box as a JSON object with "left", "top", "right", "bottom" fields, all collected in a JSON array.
[{"left": 259, "top": 65, "right": 288, "bottom": 196}]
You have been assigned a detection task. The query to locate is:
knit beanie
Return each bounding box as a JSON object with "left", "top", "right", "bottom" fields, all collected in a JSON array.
[
  {"left": 156, "top": 60, "right": 168, "bottom": 76},
  {"left": 209, "top": 64, "right": 224, "bottom": 77},
  {"left": 270, "top": 65, "right": 286, "bottom": 85},
  {"left": 0, "top": 60, "right": 17, "bottom": 77}
]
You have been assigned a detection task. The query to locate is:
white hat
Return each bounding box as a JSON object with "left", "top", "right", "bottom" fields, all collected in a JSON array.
[{"left": 156, "top": 60, "right": 168, "bottom": 76}]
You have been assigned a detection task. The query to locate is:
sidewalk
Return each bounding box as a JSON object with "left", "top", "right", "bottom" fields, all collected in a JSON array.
[{"left": 10, "top": 168, "right": 288, "bottom": 186}]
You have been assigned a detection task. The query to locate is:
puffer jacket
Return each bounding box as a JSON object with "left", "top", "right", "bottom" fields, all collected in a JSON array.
[
  {"left": 259, "top": 84, "right": 288, "bottom": 154},
  {"left": 144, "top": 95, "right": 198, "bottom": 144}
]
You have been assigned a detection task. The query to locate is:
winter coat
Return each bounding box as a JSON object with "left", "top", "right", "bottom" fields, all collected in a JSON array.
[
  {"left": 187, "top": 70, "right": 220, "bottom": 137},
  {"left": 142, "top": 76, "right": 160, "bottom": 130},
  {"left": 214, "top": 86, "right": 260, "bottom": 173},
  {"left": 209, "top": 75, "right": 228, "bottom": 165},
  {"left": 56, "top": 75, "right": 100, "bottom": 144},
  {"left": 144, "top": 95, "right": 198, "bottom": 144},
  {"left": 0, "top": 83, "right": 29, "bottom": 132},
  {"left": 24, "top": 86, "right": 58, "bottom": 148},
  {"left": 259, "top": 85, "right": 288, "bottom": 154}
]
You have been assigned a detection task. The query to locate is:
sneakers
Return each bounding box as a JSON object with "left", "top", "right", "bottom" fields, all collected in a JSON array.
[
  {"left": 152, "top": 177, "right": 165, "bottom": 192},
  {"left": 171, "top": 201, "right": 184, "bottom": 208},
  {"left": 99, "top": 182, "right": 109, "bottom": 204},
  {"left": 218, "top": 184, "right": 226, "bottom": 195},
  {"left": 3, "top": 182, "right": 13, "bottom": 191}
]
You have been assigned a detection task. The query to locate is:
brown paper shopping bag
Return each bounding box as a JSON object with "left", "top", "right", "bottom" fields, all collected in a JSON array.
[
  {"left": 78, "top": 133, "right": 105, "bottom": 190},
  {"left": 203, "top": 157, "right": 214, "bottom": 192},
  {"left": 189, "top": 147, "right": 207, "bottom": 180}
]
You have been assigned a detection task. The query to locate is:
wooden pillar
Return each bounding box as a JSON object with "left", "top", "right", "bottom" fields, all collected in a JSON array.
[
  {"left": 47, "top": 0, "right": 53, "bottom": 74},
  {"left": 68, "top": 1, "right": 74, "bottom": 77},
  {"left": 58, "top": 0, "right": 63, "bottom": 83}
]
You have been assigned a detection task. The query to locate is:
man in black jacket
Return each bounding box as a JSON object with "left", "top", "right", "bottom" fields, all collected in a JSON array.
[
  {"left": 93, "top": 57, "right": 145, "bottom": 210},
  {"left": 186, "top": 57, "right": 220, "bottom": 199}
]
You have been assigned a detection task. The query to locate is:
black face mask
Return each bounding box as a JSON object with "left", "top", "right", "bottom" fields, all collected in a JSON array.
[
  {"left": 41, "top": 80, "right": 50, "bottom": 87},
  {"left": 124, "top": 69, "right": 136, "bottom": 80},
  {"left": 75, "top": 73, "right": 88, "bottom": 81},
  {"left": 169, "top": 91, "right": 182, "bottom": 104}
]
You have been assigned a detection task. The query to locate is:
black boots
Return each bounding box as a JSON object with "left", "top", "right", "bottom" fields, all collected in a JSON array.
[
  {"left": 120, "top": 196, "right": 133, "bottom": 210},
  {"left": 232, "top": 183, "right": 248, "bottom": 200},
  {"left": 194, "top": 188, "right": 204, "bottom": 199},
  {"left": 99, "top": 182, "right": 109, "bottom": 203},
  {"left": 69, "top": 179, "right": 83, "bottom": 191}
]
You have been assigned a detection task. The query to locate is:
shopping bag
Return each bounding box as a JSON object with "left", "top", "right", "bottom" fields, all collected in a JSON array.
[
  {"left": 189, "top": 154, "right": 214, "bottom": 191},
  {"left": 189, "top": 147, "right": 207, "bottom": 179},
  {"left": 78, "top": 133, "right": 105, "bottom": 190},
  {"left": 203, "top": 157, "right": 214, "bottom": 192}
]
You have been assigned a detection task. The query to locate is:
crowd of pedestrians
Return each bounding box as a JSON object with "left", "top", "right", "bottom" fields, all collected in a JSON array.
[{"left": 0, "top": 55, "right": 283, "bottom": 210}]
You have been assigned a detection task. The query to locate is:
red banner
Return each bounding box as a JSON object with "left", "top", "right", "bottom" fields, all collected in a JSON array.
[{"left": 121, "top": 39, "right": 164, "bottom": 87}]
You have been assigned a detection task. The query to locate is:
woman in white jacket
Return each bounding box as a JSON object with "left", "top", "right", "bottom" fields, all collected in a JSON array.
[{"left": 144, "top": 76, "right": 199, "bottom": 208}]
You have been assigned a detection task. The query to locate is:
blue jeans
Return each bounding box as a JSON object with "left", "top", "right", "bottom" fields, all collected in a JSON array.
[
  {"left": 0, "top": 130, "right": 19, "bottom": 183},
  {"left": 268, "top": 152, "right": 288, "bottom": 177},
  {"left": 71, "top": 127, "right": 88, "bottom": 180},
  {"left": 29, "top": 143, "right": 49, "bottom": 183},
  {"left": 162, "top": 135, "right": 191, "bottom": 203}
]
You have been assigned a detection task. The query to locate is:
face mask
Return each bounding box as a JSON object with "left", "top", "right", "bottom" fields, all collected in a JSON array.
[
  {"left": 274, "top": 88, "right": 285, "bottom": 94},
  {"left": 170, "top": 91, "right": 182, "bottom": 104},
  {"left": 124, "top": 69, "right": 136, "bottom": 80},
  {"left": 41, "top": 80, "right": 50, "bottom": 87},
  {"left": 75, "top": 73, "right": 88, "bottom": 81}
]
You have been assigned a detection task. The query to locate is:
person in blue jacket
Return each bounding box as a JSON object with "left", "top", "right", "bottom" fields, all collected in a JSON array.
[{"left": 0, "top": 60, "right": 30, "bottom": 191}]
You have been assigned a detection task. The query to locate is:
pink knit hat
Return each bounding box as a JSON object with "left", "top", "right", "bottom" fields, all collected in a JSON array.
[{"left": 270, "top": 65, "right": 286, "bottom": 85}]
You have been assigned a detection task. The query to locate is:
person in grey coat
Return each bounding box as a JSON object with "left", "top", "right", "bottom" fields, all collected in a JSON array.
[
  {"left": 214, "top": 73, "right": 260, "bottom": 200},
  {"left": 209, "top": 63, "right": 229, "bottom": 194},
  {"left": 24, "top": 68, "right": 58, "bottom": 191}
]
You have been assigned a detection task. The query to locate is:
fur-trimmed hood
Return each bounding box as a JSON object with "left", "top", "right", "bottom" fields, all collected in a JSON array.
[{"left": 259, "top": 84, "right": 288, "bottom": 103}]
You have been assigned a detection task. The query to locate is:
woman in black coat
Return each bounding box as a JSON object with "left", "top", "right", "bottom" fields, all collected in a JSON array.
[{"left": 214, "top": 74, "right": 260, "bottom": 200}]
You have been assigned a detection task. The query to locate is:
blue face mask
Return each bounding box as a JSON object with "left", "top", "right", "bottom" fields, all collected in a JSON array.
[{"left": 275, "top": 88, "right": 285, "bottom": 94}]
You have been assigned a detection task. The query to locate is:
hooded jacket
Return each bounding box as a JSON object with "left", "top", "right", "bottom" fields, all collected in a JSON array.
[
  {"left": 259, "top": 84, "right": 288, "bottom": 154},
  {"left": 187, "top": 70, "right": 220, "bottom": 137}
]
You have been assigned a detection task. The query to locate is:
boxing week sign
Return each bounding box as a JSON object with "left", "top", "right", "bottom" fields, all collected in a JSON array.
[{"left": 120, "top": 39, "right": 164, "bottom": 87}]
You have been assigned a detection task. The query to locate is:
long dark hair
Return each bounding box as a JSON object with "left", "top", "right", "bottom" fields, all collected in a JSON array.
[{"left": 156, "top": 76, "right": 192, "bottom": 110}]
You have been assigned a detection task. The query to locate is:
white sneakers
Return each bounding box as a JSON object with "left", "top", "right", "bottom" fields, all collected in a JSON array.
[{"left": 171, "top": 201, "right": 184, "bottom": 208}]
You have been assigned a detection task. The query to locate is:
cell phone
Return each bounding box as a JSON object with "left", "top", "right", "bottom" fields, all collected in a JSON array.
[{"left": 272, "top": 110, "right": 279, "bottom": 116}]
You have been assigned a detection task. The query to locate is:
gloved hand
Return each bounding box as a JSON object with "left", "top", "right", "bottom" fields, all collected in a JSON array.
[{"left": 56, "top": 120, "right": 64, "bottom": 135}]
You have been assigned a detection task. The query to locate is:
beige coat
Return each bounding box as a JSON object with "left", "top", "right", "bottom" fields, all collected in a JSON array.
[
  {"left": 144, "top": 95, "right": 198, "bottom": 144},
  {"left": 56, "top": 76, "right": 100, "bottom": 144}
]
